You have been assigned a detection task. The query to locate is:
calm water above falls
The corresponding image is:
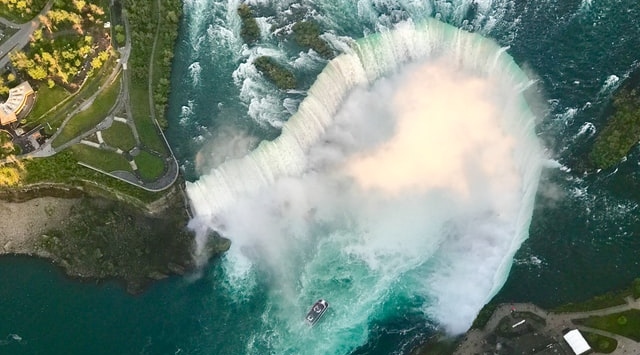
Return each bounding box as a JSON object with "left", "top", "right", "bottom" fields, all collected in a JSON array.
[{"left": 1, "top": 0, "right": 640, "bottom": 354}]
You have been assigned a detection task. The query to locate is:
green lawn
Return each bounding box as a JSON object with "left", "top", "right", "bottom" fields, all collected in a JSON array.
[
  {"left": 29, "top": 85, "right": 70, "bottom": 128},
  {"left": 582, "top": 331, "right": 617, "bottom": 354},
  {"left": 130, "top": 81, "right": 167, "bottom": 155},
  {"left": 23, "top": 151, "right": 161, "bottom": 203},
  {"left": 52, "top": 72, "right": 122, "bottom": 148},
  {"left": 134, "top": 150, "right": 165, "bottom": 181},
  {"left": 70, "top": 144, "right": 132, "bottom": 173},
  {"left": 574, "top": 309, "right": 640, "bottom": 341},
  {"left": 102, "top": 121, "right": 136, "bottom": 151},
  {"left": 40, "top": 55, "right": 118, "bottom": 136}
]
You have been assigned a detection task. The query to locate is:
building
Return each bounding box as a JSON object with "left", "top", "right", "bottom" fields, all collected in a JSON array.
[
  {"left": 0, "top": 81, "right": 35, "bottom": 126},
  {"left": 563, "top": 329, "right": 591, "bottom": 355}
]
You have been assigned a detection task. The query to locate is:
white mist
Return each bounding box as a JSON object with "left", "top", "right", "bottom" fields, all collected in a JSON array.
[{"left": 187, "top": 19, "right": 542, "bottom": 352}]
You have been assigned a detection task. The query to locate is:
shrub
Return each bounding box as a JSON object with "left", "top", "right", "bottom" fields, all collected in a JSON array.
[
  {"left": 238, "top": 4, "right": 260, "bottom": 45},
  {"left": 253, "top": 56, "right": 296, "bottom": 89},
  {"left": 292, "top": 21, "right": 333, "bottom": 58},
  {"left": 617, "top": 315, "right": 628, "bottom": 325},
  {"left": 590, "top": 89, "right": 640, "bottom": 169}
]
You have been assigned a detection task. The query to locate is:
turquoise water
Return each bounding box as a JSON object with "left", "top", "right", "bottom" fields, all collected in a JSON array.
[{"left": 3, "top": 0, "right": 640, "bottom": 354}]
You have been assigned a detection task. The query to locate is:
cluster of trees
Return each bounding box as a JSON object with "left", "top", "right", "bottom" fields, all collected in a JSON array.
[
  {"left": 0, "top": 0, "right": 35, "bottom": 12},
  {"left": 89, "top": 49, "right": 109, "bottom": 73},
  {"left": 0, "top": 154, "right": 24, "bottom": 186},
  {"left": 292, "top": 21, "right": 333, "bottom": 59},
  {"left": 0, "top": 0, "right": 47, "bottom": 18},
  {"left": 42, "top": 0, "right": 105, "bottom": 34},
  {"left": 113, "top": 24, "right": 125, "bottom": 46},
  {"left": 11, "top": 34, "right": 95, "bottom": 87},
  {"left": 10, "top": 0, "right": 109, "bottom": 89},
  {"left": 590, "top": 88, "right": 640, "bottom": 169},
  {"left": 125, "top": 0, "right": 181, "bottom": 130},
  {"left": 253, "top": 56, "right": 296, "bottom": 90},
  {"left": 238, "top": 4, "right": 260, "bottom": 45},
  {"left": 0, "top": 72, "right": 17, "bottom": 95}
]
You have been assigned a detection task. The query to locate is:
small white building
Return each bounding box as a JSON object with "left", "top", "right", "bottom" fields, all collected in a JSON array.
[{"left": 563, "top": 329, "right": 591, "bottom": 355}]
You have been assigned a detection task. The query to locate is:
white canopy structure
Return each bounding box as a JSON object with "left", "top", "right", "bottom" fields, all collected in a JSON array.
[{"left": 563, "top": 329, "right": 591, "bottom": 355}]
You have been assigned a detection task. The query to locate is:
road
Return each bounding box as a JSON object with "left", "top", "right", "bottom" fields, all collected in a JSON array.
[
  {"left": 0, "top": 0, "right": 53, "bottom": 68},
  {"left": 454, "top": 297, "right": 640, "bottom": 354},
  {"left": 31, "top": 5, "right": 178, "bottom": 192}
]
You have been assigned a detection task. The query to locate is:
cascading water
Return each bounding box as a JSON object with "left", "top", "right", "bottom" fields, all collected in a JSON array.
[
  {"left": 186, "top": 19, "right": 543, "bottom": 353},
  {"left": 2, "top": 1, "right": 640, "bottom": 355}
]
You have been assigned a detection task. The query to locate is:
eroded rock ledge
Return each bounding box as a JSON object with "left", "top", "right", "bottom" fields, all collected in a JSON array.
[{"left": 0, "top": 183, "right": 230, "bottom": 294}]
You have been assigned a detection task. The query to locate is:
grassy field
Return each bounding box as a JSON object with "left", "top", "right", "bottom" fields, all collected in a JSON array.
[
  {"left": 102, "top": 121, "right": 136, "bottom": 151},
  {"left": 129, "top": 81, "right": 167, "bottom": 155},
  {"left": 71, "top": 144, "right": 132, "bottom": 173},
  {"left": 40, "top": 55, "right": 118, "bottom": 135},
  {"left": 52, "top": 71, "right": 122, "bottom": 148},
  {"left": 574, "top": 309, "right": 640, "bottom": 342},
  {"left": 28, "top": 85, "right": 70, "bottom": 130},
  {"left": 134, "top": 150, "right": 165, "bottom": 181},
  {"left": 20, "top": 151, "right": 160, "bottom": 203},
  {"left": 582, "top": 331, "right": 617, "bottom": 354}
]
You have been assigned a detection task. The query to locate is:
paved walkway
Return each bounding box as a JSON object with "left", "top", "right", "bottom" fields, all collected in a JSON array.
[
  {"left": 0, "top": 0, "right": 53, "bottom": 67},
  {"left": 454, "top": 297, "right": 640, "bottom": 354},
  {"left": 25, "top": 5, "right": 179, "bottom": 192}
]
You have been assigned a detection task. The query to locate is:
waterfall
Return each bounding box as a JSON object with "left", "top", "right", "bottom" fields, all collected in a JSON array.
[{"left": 186, "top": 18, "right": 542, "bottom": 350}]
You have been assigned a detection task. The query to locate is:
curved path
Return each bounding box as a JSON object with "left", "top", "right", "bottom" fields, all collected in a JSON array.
[
  {"left": 28, "top": 4, "right": 178, "bottom": 192},
  {"left": 454, "top": 297, "right": 640, "bottom": 354}
]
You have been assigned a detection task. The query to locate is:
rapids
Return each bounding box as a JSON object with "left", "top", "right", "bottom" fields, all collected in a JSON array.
[{"left": 186, "top": 19, "right": 542, "bottom": 353}]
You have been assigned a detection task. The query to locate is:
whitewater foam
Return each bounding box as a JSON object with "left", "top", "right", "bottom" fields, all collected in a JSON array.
[{"left": 187, "top": 18, "right": 542, "bottom": 351}]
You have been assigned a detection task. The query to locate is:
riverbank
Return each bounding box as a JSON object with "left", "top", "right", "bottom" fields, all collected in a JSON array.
[
  {"left": 0, "top": 196, "right": 79, "bottom": 256},
  {"left": 451, "top": 298, "right": 640, "bottom": 355},
  {"left": 0, "top": 183, "right": 230, "bottom": 294}
]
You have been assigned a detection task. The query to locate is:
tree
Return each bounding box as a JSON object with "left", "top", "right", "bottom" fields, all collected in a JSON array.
[
  {"left": 237, "top": 4, "right": 260, "bottom": 45},
  {"left": 116, "top": 33, "right": 125, "bottom": 46},
  {"left": 31, "top": 28, "right": 43, "bottom": 42},
  {"left": 10, "top": 51, "right": 34, "bottom": 70},
  {"left": 73, "top": 0, "right": 85, "bottom": 12},
  {"left": 91, "top": 56, "right": 103, "bottom": 70},
  {"left": 27, "top": 65, "right": 48, "bottom": 80}
]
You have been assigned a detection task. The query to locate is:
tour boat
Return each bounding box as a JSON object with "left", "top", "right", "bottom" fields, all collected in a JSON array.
[{"left": 305, "top": 299, "right": 329, "bottom": 325}]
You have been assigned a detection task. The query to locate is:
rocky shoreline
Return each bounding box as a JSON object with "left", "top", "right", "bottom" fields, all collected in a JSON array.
[
  {"left": 0, "top": 183, "right": 230, "bottom": 294},
  {"left": 0, "top": 196, "right": 79, "bottom": 256}
]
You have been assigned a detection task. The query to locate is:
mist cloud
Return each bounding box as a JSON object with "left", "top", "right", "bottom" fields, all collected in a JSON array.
[{"left": 187, "top": 20, "right": 542, "bottom": 349}]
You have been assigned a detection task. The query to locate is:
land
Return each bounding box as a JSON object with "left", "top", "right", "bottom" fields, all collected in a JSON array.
[
  {"left": 451, "top": 300, "right": 640, "bottom": 354},
  {"left": 411, "top": 278, "right": 640, "bottom": 355},
  {"left": 0, "top": 195, "right": 79, "bottom": 255},
  {"left": 590, "top": 86, "right": 640, "bottom": 170},
  {"left": 0, "top": 0, "right": 228, "bottom": 292},
  {"left": 578, "top": 69, "right": 640, "bottom": 171},
  {"left": 236, "top": 3, "right": 334, "bottom": 90}
]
